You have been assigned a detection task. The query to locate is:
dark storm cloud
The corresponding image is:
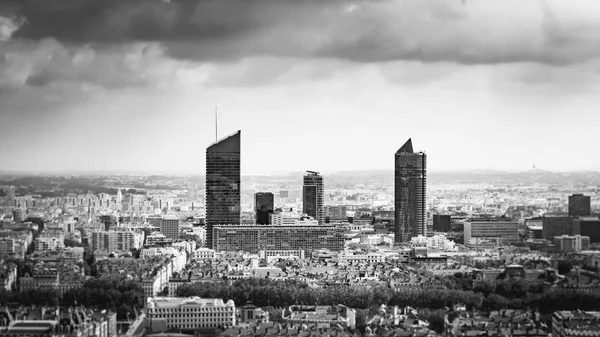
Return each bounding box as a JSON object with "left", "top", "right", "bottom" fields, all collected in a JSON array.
[{"left": 3, "top": 0, "right": 600, "bottom": 66}]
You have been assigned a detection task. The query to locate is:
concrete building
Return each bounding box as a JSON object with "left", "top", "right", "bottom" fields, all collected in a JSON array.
[
  {"left": 212, "top": 224, "right": 345, "bottom": 253},
  {"left": 573, "top": 217, "right": 600, "bottom": 243},
  {"left": 464, "top": 218, "right": 519, "bottom": 248},
  {"left": 554, "top": 235, "right": 590, "bottom": 252},
  {"left": 569, "top": 194, "right": 591, "bottom": 217},
  {"left": 91, "top": 229, "right": 144, "bottom": 252},
  {"left": 543, "top": 214, "right": 574, "bottom": 241},
  {"left": 394, "top": 139, "right": 426, "bottom": 242},
  {"left": 146, "top": 297, "right": 236, "bottom": 331},
  {"left": 432, "top": 214, "right": 451, "bottom": 232},
  {"left": 160, "top": 217, "right": 181, "bottom": 239},
  {"left": 34, "top": 230, "right": 65, "bottom": 252},
  {"left": 255, "top": 192, "right": 274, "bottom": 225}
]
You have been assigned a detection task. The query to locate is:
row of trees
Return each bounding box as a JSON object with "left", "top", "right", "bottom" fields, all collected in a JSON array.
[
  {"left": 177, "top": 278, "right": 600, "bottom": 315},
  {"left": 0, "top": 280, "right": 144, "bottom": 320}
]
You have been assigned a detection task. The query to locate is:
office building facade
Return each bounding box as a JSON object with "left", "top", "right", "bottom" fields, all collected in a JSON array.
[
  {"left": 543, "top": 214, "right": 574, "bottom": 241},
  {"left": 212, "top": 224, "right": 345, "bottom": 253},
  {"left": 394, "top": 139, "right": 427, "bottom": 242},
  {"left": 160, "top": 218, "right": 181, "bottom": 239},
  {"left": 433, "top": 214, "right": 451, "bottom": 232},
  {"left": 303, "top": 171, "right": 324, "bottom": 225},
  {"left": 464, "top": 218, "right": 519, "bottom": 248},
  {"left": 569, "top": 194, "right": 591, "bottom": 217},
  {"left": 206, "top": 131, "right": 241, "bottom": 249},
  {"left": 573, "top": 217, "right": 600, "bottom": 243},
  {"left": 255, "top": 192, "right": 274, "bottom": 225}
]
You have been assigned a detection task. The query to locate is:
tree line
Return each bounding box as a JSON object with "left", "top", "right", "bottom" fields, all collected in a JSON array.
[
  {"left": 0, "top": 279, "right": 144, "bottom": 320},
  {"left": 176, "top": 278, "right": 600, "bottom": 314}
]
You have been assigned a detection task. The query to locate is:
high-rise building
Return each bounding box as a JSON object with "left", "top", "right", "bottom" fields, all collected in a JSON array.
[
  {"left": 303, "top": 171, "right": 324, "bottom": 225},
  {"left": 394, "top": 139, "right": 426, "bottom": 242},
  {"left": 255, "top": 192, "right": 274, "bottom": 225},
  {"left": 569, "top": 194, "right": 591, "bottom": 217},
  {"left": 206, "top": 131, "right": 241, "bottom": 249}
]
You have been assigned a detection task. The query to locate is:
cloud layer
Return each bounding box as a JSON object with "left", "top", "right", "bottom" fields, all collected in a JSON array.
[
  {"left": 4, "top": 0, "right": 600, "bottom": 65},
  {"left": 1, "top": 0, "right": 600, "bottom": 92}
]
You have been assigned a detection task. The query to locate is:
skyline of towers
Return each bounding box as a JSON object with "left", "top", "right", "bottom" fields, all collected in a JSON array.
[
  {"left": 205, "top": 130, "right": 241, "bottom": 249},
  {"left": 303, "top": 171, "right": 324, "bottom": 225},
  {"left": 255, "top": 192, "right": 274, "bottom": 225},
  {"left": 394, "top": 138, "right": 427, "bottom": 243}
]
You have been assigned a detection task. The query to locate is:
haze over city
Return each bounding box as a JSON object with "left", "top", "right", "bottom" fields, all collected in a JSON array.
[{"left": 2, "top": 0, "right": 600, "bottom": 174}]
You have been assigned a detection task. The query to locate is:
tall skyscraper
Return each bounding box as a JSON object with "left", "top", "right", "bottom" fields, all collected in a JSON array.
[
  {"left": 206, "top": 131, "right": 241, "bottom": 249},
  {"left": 303, "top": 171, "right": 324, "bottom": 225},
  {"left": 569, "top": 194, "right": 591, "bottom": 217},
  {"left": 394, "top": 138, "right": 426, "bottom": 243},
  {"left": 255, "top": 192, "right": 274, "bottom": 225}
]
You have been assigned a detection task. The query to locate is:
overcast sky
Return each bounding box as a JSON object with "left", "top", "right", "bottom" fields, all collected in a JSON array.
[{"left": 1, "top": 0, "right": 600, "bottom": 174}]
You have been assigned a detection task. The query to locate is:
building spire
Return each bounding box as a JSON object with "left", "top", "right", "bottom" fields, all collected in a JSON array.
[{"left": 396, "top": 138, "right": 414, "bottom": 154}]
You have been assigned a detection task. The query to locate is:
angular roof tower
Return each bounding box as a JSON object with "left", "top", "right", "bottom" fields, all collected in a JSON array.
[{"left": 396, "top": 138, "right": 414, "bottom": 154}]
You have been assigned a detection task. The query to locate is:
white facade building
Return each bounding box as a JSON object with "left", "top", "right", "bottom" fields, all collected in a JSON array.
[
  {"left": 192, "top": 248, "right": 216, "bottom": 260},
  {"left": 410, "top": 234, "right": 457, "bottom": 251},
  {"left": 146, "top": 297, "right": 236, "bottom": 330}
]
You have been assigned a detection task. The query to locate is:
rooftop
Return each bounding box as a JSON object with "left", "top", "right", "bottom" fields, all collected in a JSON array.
[{"left": 147, "top": 297, "right": 235, "bottom": 309}]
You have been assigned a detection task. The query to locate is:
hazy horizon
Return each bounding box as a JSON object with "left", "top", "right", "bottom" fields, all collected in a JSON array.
[
  {"left": 2, "top": 0, "right": 600, "bottom": 173},
  {"left": 0, "top": 167, "right": 598, "bottom": 178}
]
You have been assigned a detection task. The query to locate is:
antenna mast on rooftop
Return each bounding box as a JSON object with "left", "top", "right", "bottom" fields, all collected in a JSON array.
[{"left": 215, "top": 107, "right": 218, "bottom": 142}]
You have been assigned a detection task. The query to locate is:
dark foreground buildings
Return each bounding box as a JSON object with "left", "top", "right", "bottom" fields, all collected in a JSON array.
[
  {"left": 206, "top": 131, "right": 241, "bottom": 249},
  {"left": 394, "top": 138, "right": 427, "bottom": 243},
  {"left": 303, "top": 171, "right": 324, "bottom": 225}
]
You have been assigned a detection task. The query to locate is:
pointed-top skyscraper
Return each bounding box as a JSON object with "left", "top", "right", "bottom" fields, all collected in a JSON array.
[
  {"left": 395, "top": 138, "right": 426, "bottom": 243},
  {"left": 206, "top": 130, "right": 241, "bottom": 248}
]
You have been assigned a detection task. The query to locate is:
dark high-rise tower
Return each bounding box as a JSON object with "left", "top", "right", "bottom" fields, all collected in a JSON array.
[
  {"left": 206, "top": 130, "right": 241, "bottom": 249},
  {"left": 303, "top": 171, "right": 324, "bottom": 225},
  {"left": 569, "top": 194, "right": 591, "bottom": 217},
  {"left": 255, "top": 192, "right": 274, "bottom": 225},
  {"left": 394, "top": 138, "right": 426, "bottom": 243}
]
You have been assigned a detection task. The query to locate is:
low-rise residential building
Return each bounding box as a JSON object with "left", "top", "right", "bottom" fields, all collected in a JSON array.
[
  {"left": 192, "top": 248, "right": 216, "bottom": 260},
  {"left": 0, "top": 306, "right": 117, "bottom": 337},
  {"left": 552, "top": 311, "right": 600, "bottom": 337},
  {"left": 282, "top": 305, "right": 356, "bottom": 330},
  {"left": 34, "top": 229, "right": 65, "bottom": 252}
]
